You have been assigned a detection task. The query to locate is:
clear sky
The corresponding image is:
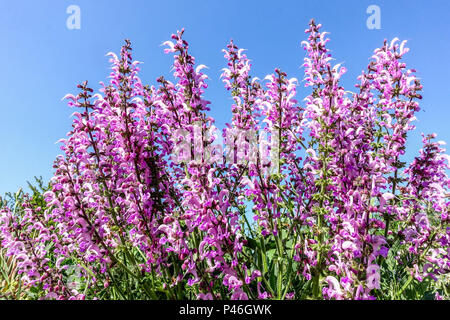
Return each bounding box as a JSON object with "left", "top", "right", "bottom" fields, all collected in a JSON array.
[{"left": 0, "top": 0, "right": 449, "bottom": 195}]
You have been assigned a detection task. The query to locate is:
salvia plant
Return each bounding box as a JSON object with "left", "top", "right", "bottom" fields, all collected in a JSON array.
[{"left": 0, "top": 20, "right": 449, "bottom": 300}]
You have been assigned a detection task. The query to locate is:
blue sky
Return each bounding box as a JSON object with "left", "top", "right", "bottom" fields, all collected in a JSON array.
[{"left": 0, "top": 0, "right": 449, "bottom": 194}]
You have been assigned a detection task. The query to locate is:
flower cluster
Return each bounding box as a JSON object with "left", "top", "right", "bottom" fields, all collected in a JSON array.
[{"left": 0, "top": 20, "right": 448, "bottom": 300}]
